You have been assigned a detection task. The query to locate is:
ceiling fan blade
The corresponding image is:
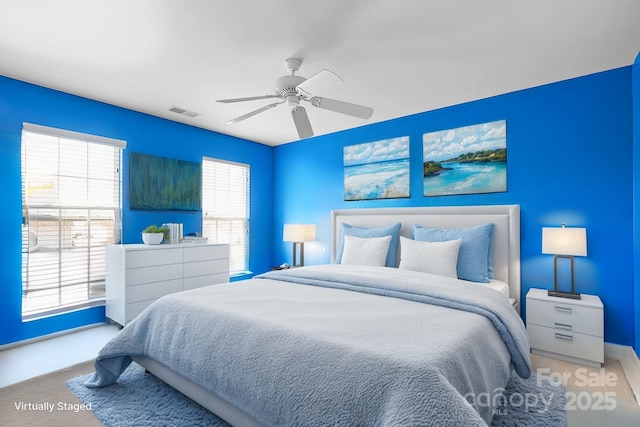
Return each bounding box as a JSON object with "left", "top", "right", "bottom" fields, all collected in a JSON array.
[
  {"left": 217, "top": 95, "right": 280, "bottom": 103},
  {"left": 296, "top": 69, "right": 343, "bottom": 97},
  {"left": 309, "top": 96, "right": 373, "bottom": 119},
  {"left": 291, "top": 106, "right": 314, "bottom": 139},
  {"left": 227, "top": 101, "right": 283, "bottom": 124}
]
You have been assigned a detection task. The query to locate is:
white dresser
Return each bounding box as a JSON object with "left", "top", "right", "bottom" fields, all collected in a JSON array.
[
  {"left": 106, "top": 243, "right": 229, "bottom": 326},
  {"left": 526, "top": 288, "right": 604, "bottom": 367}
]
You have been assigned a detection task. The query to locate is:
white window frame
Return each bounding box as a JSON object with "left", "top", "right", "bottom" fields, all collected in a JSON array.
[
  {"left": 21, "top": 123, "right": 125, "bottom": 319},
  {"left": 201, "top": 157, "right": 250, "bottom": 275}
]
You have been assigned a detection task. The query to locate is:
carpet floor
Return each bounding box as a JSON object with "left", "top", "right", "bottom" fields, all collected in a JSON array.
[
  {"left": 2, "top": 355, "right": 638, "bottom": 426},
  {"left": 0, "top": 360, "right": 100, "bottom": 427}
]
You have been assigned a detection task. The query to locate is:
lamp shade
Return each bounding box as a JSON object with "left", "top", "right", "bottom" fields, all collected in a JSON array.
[
  {"left": 542, "top": 227, "right": 587, "bottom": 256},
  {"left": 283, "top": 224, "right": 316, "bottom": 242}
]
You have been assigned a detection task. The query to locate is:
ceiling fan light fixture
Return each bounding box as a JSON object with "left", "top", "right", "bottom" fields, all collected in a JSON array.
[
  {"left": 285, "top": 58, "right": 302, "bottom": 73},
  {"left": 218, "top": 57, "right": 374, "bottom": 139},
  {"left": 276, "top": 75, "right": 306, "bottom": 97}
]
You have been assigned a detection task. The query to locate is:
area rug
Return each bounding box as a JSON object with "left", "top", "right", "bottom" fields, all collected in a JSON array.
[{"left": 67, "top": 363, "right": 565, "bottom": 426}]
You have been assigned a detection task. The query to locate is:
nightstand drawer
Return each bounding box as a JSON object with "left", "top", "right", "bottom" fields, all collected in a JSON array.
[
  {"left": 527, "top": 298, "right": 603, "bottom": 337},
  {"left": 528, "top": 324, "right": 604, "bottom": 364}
]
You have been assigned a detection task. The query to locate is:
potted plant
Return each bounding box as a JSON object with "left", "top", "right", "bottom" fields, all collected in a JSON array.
[{"left": 142, "top": 224, "right": 168, "bottom": 245}]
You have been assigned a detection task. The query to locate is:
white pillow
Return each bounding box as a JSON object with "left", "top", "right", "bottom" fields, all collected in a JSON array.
[
  {"left": 398, "top": 236, "right": 462, "bottom": 278},
  {"left": 341, "top": 235, "right": 392, "bottom": 266}
]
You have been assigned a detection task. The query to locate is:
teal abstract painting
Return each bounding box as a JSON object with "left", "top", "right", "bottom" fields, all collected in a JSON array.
[{"left": 129, "top": 152, "right": 202, "bottom": 211}]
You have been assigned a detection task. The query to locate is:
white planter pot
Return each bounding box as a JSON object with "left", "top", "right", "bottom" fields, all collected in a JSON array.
[{"left": 142, "top": 232, "right": 164, "bottom": 245}]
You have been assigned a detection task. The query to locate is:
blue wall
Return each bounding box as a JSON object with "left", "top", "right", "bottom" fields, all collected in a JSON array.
[
  {"left": 633, "top": 53, "right": 640, "bottom": 355},
  {"left": 0, "top": 76, "right": 274, "bottom": 346},
  {"left": 273, "top": 67, "right": 634, "bottom": 347}
]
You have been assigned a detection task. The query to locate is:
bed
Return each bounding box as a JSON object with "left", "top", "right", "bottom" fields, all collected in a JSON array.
[{"left": 86, "top": 204, "right": 529, "bottom": 426}]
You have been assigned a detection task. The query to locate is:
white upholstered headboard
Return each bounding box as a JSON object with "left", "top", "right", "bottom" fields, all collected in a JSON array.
[{"left": 330, "top": 205, "right": 521, "bottom": 309}]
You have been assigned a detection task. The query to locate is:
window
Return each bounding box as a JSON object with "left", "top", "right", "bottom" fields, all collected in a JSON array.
[
  {"left": 21, "top": 123, "right": 125, "bottom": 318},
  {"left": 202, "top": 157, "right": 250, "bottom": 274}
]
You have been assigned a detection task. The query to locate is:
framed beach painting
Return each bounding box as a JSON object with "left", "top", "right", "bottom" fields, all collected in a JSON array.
[
  {"left": 422, "top": 120, "right": 507, "bottom": 197},
  {"left": 344, "top": 136, "right": 410, "bottom": 201}
]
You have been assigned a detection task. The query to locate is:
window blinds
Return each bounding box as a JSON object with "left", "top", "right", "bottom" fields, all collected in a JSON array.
[
  {"left": 202, "top": 157, "right": 250, "bottom": 273},
  {"left": 21, "top": 124, "right": 125, "bottom": 317}
]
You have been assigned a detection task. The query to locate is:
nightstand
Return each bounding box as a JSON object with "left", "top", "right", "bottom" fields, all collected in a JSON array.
[{"left": 526, "top": 288, "right": 604, "bottom": 367}]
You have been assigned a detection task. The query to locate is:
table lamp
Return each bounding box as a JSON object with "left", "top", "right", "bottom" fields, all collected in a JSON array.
[
  {"left": 283, "top": 224, "right": 316, "bottom": 267},
  {"left": 542, "top": 225, "right": 587, "bottom": 299}
]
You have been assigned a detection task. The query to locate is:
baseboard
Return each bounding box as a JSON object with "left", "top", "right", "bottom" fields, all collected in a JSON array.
[
  {"left": 604, "top": 342, "right": 640, "bottom": 406},
  {"left": 0, "top": 322, "right": 108, "bottom": 351}
]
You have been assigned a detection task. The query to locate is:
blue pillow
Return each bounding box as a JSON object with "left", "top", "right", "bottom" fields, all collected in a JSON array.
[
  {"left": 412, "top": 223, "right": 494, "bottom": 282},
  {"left": 335, "top": 223, "right": 402, "bottom": 267}
]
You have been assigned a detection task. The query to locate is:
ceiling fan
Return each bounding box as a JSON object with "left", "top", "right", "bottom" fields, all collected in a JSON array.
[{"left": 217, "top": 58, "right": 374, "bottom": 139}]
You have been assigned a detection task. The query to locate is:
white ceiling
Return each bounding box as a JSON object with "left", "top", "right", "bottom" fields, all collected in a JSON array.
[{"left": 1, "top": 1, "right": 639, "bottom": 146}]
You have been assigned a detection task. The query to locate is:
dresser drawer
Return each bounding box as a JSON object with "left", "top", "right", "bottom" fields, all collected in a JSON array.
[
  {"left": 125, "top": 264, "right": 183, "bottom": 286},
  {"left": 126, "top": 247, "right": 183, "bottom": 268},
  {"left": 184, "top": 272, "right": 229, "bottom": 290},
  {"left": 125, "top": 300, "right": 156, "bottom": 324},
  {"left": 184, "top": 245, "right": 229, "bottom": 262},
  {"left": 527, "top": 298, "right": 603, "bottom": 337},
  {"left": 528, "top": 324, "right": 604, "bottom": 364},
  {"left": 184, "top": 258, "right": 229, "bottom": 278},
  {"left": 125, "top": 279, "right": 184, "bottom": 303}
]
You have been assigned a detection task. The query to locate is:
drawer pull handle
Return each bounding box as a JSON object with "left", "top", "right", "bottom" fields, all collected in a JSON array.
[
  {"left": 554, "top": 322, "right": 572, "bottom": 331},
  {"left": 555, "top": 333, "right": 574, "bottom": 341},
  {"left": 554, "top": 306, "right": 572, "bottom": 313}
]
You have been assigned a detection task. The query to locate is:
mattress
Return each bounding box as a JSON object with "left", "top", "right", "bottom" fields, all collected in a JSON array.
[
  {"left": 426, "top": 276, "right": 510, "bottom": 300},
  {"left": 480, "top": 279, "right": 511, "bottom": 300}
]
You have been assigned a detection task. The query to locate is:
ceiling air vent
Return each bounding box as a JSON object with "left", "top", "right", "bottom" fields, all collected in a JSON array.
[{"left": 169, "top": 106, "right": 201, "bottom": 118}]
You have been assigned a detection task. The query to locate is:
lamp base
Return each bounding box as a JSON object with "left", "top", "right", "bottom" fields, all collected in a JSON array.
[
  {"left": 291, "top": 242, "right": 305, "bottom": 267},
  {"left": 550, "top": 255, "right": 581, "bottom": 300},
  {"left": 548, "top": 290, "right": 581, "bottom": 300}
]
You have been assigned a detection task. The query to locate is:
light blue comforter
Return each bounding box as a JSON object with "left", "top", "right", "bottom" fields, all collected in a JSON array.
[{"left": 86, "top": 265, "right": 530, "bottom": 426}]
